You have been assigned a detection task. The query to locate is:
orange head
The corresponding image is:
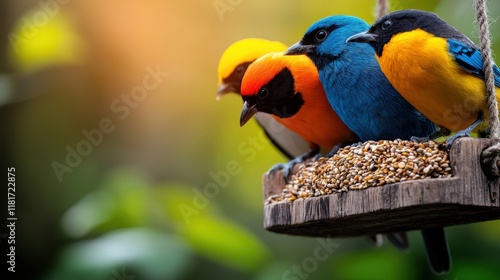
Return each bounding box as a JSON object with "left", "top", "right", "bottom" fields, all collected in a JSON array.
[
  {"left": 239, "top": 52, "right": 322, "bottom": 126},
  {"left": 239, "top": 52, "right": 357, "bottom": 150}
]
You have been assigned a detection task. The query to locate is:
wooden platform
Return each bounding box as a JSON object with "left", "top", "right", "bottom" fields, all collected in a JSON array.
[{"left": 263, "top": 138, "right": 500, "bottom": 237}]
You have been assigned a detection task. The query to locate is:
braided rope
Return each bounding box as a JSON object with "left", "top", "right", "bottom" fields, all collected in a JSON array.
[
  {"left": 475, "top": 0, "right": 500, "bottom": 138},
  {"left": 475, "top": 0, "right": 500, "bottom": 178},
  {"left": 376, "top": 0, "right": 389, "bottom": 19}
]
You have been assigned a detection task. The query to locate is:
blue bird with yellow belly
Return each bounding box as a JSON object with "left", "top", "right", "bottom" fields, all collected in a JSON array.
[{"left": 347, "top": 9, "right": 500, "bottom": 142}]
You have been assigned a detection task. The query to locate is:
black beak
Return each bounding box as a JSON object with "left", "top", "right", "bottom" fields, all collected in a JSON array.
[
  {"left": 216, "top": 83, "right": 239, "bottom": 100},
  {"left": 284, "top": 42, "right": 315, "bottom": 55},
  {"left": 346, "top": 31, "right": 378, "bottom": 43},
  {"left": 240, "top": 101, "right": 258, "bottom": 127}
]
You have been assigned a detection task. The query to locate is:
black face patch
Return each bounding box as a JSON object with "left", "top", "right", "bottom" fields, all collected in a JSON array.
[
  {"left": 370, "top": 10, "right": 474, "bottom": 56},
  {"left": 222, "top": 61, "right": 252, "bottom": 88},
  {"left": 242, "top": 67, "right": 304, "bottom": 119}
]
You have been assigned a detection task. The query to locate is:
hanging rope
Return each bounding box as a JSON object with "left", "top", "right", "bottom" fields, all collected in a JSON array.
[
  {"left": 475, "top": 0, "right": 500, "bottom": 178},
  {"left": 376, "top": 0, "right": 389, "bottom": 19}
]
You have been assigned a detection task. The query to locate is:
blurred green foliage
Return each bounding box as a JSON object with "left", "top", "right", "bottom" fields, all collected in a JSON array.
[
  {"left": 49, "top": 228, "right": 192, "bottom": 280},
  {"left": 2, "top": 0, "right": 500, "bottom": 279}
]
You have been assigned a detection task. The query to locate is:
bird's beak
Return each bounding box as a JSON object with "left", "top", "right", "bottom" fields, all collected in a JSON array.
[
  {"left": 240, "top": 101, "right": 258, "bottom": 127},
  {"left": 346, "top": 31, "right": 378, "bottom": 43},
  {"left": 216, "top": 83, "right": 239, "bottom": 100},
  {"left": 284, "top": 42, "right": 314, "bottom": 55}
]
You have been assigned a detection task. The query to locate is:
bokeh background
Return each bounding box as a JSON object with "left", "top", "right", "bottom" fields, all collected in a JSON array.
[{"left": 1, "top": 0, "right": 500, "bottom": 279}]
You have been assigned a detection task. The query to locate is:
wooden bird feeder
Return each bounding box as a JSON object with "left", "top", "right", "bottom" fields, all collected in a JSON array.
[{"left": 263, "top": 138, "right": 500, "bottom": 238}]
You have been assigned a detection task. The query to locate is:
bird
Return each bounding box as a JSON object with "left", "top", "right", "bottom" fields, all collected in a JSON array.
[
  {"left": 346, "top": 9, "right": 500, "bottom": 144},
  {"left": 239, "top": 52, "right": 358, "bottom": 176},
  {"left": 217, "top": 38, "right": 313, "bottom": 160},
  {"left": 217, "top": 39, "right": 406, "bottom": 250},
  {"left": 218, "top": 38, "right": 288, "bottom": 98},
  {"left": 285, "top": 15, "right": 450, "bottom": 274},
  {"left": 238, "top": 50, "right": 409, "bottom": 250}
]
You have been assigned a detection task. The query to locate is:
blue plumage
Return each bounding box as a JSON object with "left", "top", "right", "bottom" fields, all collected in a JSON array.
[
  {"left": 448, "top": 38, "right": 500, "bottom": 87},
  {"left": 286, "top": 15, "right": 449, "bottom": 275},
  {"left": 288, "top": 15, "right": 437, "bottom": 141}
]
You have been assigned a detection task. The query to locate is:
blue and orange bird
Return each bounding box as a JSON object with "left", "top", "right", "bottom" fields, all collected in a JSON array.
[
  {"left": 239, "top": 52, "right": 358, "bottom": 176},
  {"left": 285, "top": 15, "right": 449, "bottom": 274},
  {"left": 347, "top": 9, "right": 500, "bottom": 143},
  {"left": 217, "top": 38, "right": 312, "bottom": 160}
]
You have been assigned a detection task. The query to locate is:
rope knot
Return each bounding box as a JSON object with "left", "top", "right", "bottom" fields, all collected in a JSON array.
[{"left": 481, "top": 138, "right": 500, "bottom": 179}]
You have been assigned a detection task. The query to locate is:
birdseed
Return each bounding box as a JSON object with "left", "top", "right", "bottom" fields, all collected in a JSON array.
[{"left": 267, "top": 140, "right": 452, "bottom": 204}]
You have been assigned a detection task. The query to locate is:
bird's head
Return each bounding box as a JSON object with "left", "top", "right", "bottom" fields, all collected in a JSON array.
[
  {"left": 346, "top": 10, "right": 447, "bottom": 56},
  {"left": 216, "top": 38, "right": 287, "bottom": 99},
  {"left": 239, "top": 52, "right": 317, "bottom": 127},
  {"left": 285, "top": 15, "right": 370, "bottom": 63}
]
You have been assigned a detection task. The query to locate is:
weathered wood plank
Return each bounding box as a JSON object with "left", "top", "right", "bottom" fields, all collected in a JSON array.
[{"left": 263, "top": 138, "right": 500, "bottom": 238}]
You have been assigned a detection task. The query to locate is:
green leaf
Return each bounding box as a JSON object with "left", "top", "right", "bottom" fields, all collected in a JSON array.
[
  {"left": 61, "top": 170, "right": 151, "bottom": 238},
  {"left": 183, "top": 216, "right": 270, "bottom": 272},
  {"left": 47, "top": 228, "right": 192, "bottom": 280},
  {"left": 61, "top": 190, "right": 115, "bottom": 238}
]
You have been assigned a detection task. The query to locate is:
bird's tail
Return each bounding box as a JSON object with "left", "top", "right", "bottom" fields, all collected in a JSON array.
[{"left": 421, "top": 227, "right": 451, "bottom": 275}]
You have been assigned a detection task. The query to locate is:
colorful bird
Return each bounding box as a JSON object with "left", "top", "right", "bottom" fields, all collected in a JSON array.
[
  {"left": 285, "top": 15, "right": 449, "bottom": 274},
  {"left": 218, "top": 38, "right": 288, "bottom": 98},
  {"left": 346, "top": 9, "right": 500, "bottom": 143},
  {"left": 217, "top": 38, "right": 312, "bottom": 160},
  {"left": 285, "top": 15, "right": 438, "bottom": 142},
  {"left": 219, "top": 40, "right": 406, "bottom": 250},
  {"left": 239, "top": 52, "right": 358, "bottom": 176}
]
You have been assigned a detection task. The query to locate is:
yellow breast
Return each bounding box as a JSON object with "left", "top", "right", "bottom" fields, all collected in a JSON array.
[{"left": 377, "top": 29, "right": 494, "bottom": 131}]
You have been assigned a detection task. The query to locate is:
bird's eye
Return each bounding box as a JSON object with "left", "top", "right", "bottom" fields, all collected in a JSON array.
[
  {"left": 235, "top": 65, "right": 245, "bottom": 75},
  {"left": 315, "top": 30, "right": 328, "bottom": 42},
  {"left": 258, "top": 88, "right": 269, "bottom": 99},
  {"left": 381, "top": 20, "right": 393, "bottom": 30}
]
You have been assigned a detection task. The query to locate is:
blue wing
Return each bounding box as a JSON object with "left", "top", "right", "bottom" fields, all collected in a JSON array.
[{"left": 448, "top": 38, "right": 500, "bottom": 87}]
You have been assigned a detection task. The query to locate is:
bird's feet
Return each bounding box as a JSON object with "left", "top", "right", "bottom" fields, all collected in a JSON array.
[
  {"left": 268, "top": 148, "right": 319, "bottom": 180},
  {"left": 444, "top": 132, "right": 469, "bottom": 148},
  {"left": 268, "top": 160, "right": 301, "bottom": 180},
  {"left": 445, "top": 116, "right": 483, "bottom": 148},
  {"left": 411, "top": 127, "right": 451, "bottom": 142}
]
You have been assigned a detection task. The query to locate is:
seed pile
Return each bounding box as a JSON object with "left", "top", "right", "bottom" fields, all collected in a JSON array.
[{"left": 267, "top": 140, "right": 452, "bottom": 204}]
